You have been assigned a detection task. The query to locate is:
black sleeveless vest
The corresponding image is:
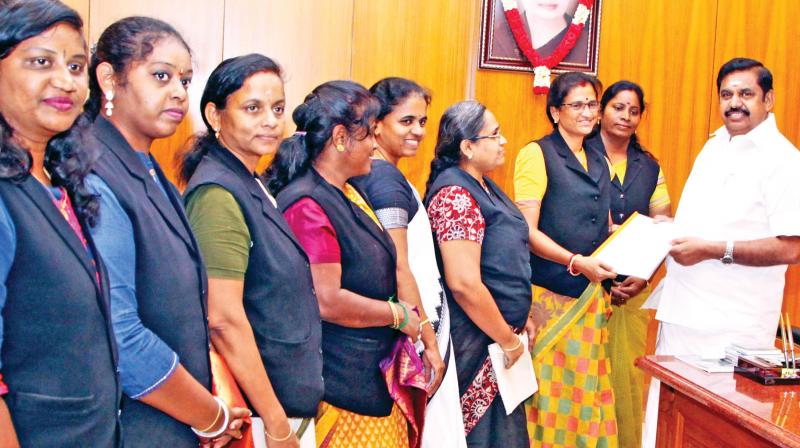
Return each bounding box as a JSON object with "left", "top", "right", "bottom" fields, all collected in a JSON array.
[
  {"left": 533, "top": 131, "right": 611, "bottom": 298},
  {"left": 184, "top": 146, "right": 323, "bottom": 418},
  {"left": 0, "top": 177, "right": 121, "bottom": 447},
  {"left": 585, "top": 133, "right": 661, "bottom": 224},
  {"left": 90, "top": 117, "right": 211, "bottom": 447},
  {"left": 426, "top": 167, "right": 532, "bottom": 329},
  {"left": 276, "top": 168, "right": 398, "bottom": 417}
]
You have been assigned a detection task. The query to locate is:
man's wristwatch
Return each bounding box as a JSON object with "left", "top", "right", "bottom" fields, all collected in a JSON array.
[{"left": 721, "top": 240, "right": 735, "bottom": 264}]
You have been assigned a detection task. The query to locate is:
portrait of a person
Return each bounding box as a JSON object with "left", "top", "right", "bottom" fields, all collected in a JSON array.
[{"left": 489, "top": 0, "right": 590, "bottom": 66}]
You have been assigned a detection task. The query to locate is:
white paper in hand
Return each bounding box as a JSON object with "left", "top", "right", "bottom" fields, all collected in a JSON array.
[
  {"left": 595, "top": 213, "right": 678, "bottom": 279},
  {"left": 488, "top": 333, "right": 538, "bottom": 415}
]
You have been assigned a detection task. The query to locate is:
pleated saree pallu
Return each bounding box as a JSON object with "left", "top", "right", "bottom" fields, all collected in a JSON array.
[{"left": 526, "top": 283, "right": 618, "bottom": 448}]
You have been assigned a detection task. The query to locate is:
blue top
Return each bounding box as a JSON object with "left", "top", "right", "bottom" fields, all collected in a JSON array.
[
  {"left": 0, "top": 195, "right": 15, "bottom": 373},
  {"left": 86, "top": 166, "right": 178, "bottom": 399},
  {"left": 352, "top": 159, "right": 418, "bottom": 229},
  {"left": 0, "top": 183, "right": 90, "bottom": 374}
]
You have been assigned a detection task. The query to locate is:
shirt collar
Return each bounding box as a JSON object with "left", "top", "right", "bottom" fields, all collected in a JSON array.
[{"left": 711, "top": 113, "right": 778, "bottom": 150}]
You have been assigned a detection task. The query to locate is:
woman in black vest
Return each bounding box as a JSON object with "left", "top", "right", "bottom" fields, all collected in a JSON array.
[
  {"left": 83, "top": 17, "right": 248, "bottom": 447},
  {"left": 180, "top": 54, "right": 323, "bottom": 447},
  {"left": 0, "top": 1, "right": 121, "bottom": 446},
  {"left": 267, "top": 81, "right": 423, "bottom": 448},
  {"left": 423, "top": 100, "right": 535, "bottom": 447},
  {"left": 513, "top": 72, "right": 618, "bottom": 447},
  {"left": 584, "top": 80, "right": 671, "bottom": 448}
]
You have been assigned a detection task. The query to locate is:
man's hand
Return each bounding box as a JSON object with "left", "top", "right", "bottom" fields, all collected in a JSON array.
[{"left": 669, "top": 237, "right": 723, "bottom": 266}]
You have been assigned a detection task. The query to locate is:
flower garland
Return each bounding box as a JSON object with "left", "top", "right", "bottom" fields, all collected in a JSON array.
[{"left": 501, "top": 0, "right": 593, "bottom": 94}]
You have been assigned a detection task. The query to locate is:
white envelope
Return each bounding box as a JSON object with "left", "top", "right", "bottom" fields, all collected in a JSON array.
[
  {"left": 595, "top": 213, "right": 678, "bottom": 279},
  {"left": 488, "top": 333, "right": 538, "bottom": 415}
]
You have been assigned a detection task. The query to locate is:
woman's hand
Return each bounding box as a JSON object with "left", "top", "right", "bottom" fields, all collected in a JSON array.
[
  {"left": 573, "top": 255, "right": 617, "bottom": 283},
  {"left": 397, "top": 300, "right": 422, "bottom": 342},
  {"left": 200, "top": 406, "right": 251, "bottom": 448},
  {"left": 263, "top": 418, "right": 300, "bottom": 448},
  {"left": 610, "top": 276, "right": 648, "bottom": 306},
  {"left": 500, "top": 333, "right": 525, "bottom": 369},
  {"left": 524, "top": 315, "right": 538, "bottom": 349},
  {"left": 421, "top": 344, "right": 446, "bottom": 396},
  {"left": 652, "top": 215, "right": 673, "bottom": 224}
]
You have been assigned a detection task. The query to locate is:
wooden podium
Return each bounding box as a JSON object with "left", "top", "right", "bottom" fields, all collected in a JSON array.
[{"left": 637, "top": 355, "right": 800, "bottom": 448}]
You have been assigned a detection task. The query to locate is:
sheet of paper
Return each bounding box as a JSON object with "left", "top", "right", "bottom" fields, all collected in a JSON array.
[
  {"left": 595, "top": 213, "right": 677, "bottom": 279},
  {"left": 489, "top": 333, "right": 538, "bottom": 415},
  {"left": 251, "top": 417, "right": 316, "bottom": 448},
  {"left": 676, "top": 355, "right": 735, "bottom": 373}
]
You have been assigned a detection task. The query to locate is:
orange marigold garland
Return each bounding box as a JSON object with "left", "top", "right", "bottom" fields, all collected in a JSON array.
[{"left": 501, "top": 0, "right": 594, "bottom": 94}]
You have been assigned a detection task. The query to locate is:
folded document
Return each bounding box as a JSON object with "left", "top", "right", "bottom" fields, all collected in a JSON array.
[
  {"left": 489, "top": 333, "right": 538, "bottom": 415},
  {"left": 594, "top": 212, "right": 677, "bottom": 279}
]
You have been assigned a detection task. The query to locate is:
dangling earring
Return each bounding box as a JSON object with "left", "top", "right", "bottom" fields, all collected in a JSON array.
[
  {"left": 467, "top": 153, "right": 473, "bottom": 160},
  {"left": 104, "top": 90, "right": 115, "bottom": 117},
  {"left": 335, "top": 143, "right": 345, "bottom": 152},
  {"left": 214, "top": 128, "right": 220, "bottom": 140}
]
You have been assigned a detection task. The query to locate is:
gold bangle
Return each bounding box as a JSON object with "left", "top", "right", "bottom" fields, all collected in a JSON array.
[
  {"left": 420, "top": 318, "right": 431, "bottom": 327},
  {"left": 501, "top": 338, "right": 522, "bottom": 352},
  {"left": 196, "top": 400, "right": 222, "bottom": 433},
  {"left": 265, "top": 424, "right": 293, "bottom": 442},
  {"left": 388, "top": 302, "right": 399, "bottom": 329}
]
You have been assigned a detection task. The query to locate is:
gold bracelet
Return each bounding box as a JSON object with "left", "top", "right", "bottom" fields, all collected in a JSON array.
[
  {"left": 196, "top": 400, "right": 222, "bottom": 433},
  {"left": 388, "top": 302, "right": 399, "bottom": 329},
  {"left": 265, "top": 425, "right": 293, "bottom": 442},
  {"left": 420, "top": 318, "right": 431, "bottom": 327},
  {"left": 501, "top": 338, "right": 522, "bottom": 352}
]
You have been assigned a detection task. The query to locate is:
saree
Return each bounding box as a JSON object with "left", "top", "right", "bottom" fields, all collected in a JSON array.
[
  {"left": 315, "top": 336, "right": 427, "bottom": 448},
  {"left": 607, "top": 289, "right": 651, "bottom": 448},
  {"left": 526, "top": 283, "right": 618, "bottom": 448}
]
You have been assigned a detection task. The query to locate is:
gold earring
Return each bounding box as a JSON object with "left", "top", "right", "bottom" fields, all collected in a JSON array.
[
  {"left": 335, "top": 144, "right": 345, "bottom": 152},
  {"left": 214, "top": 129, "right": 220, "bottom": 140},
  {"left": 467, "top": 153, "right": 473, "bottom": 160}
]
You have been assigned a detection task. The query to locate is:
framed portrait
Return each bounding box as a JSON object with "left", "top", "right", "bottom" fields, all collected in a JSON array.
[{"left": 479, "top": 0, "right": 603, "bottom": 75}]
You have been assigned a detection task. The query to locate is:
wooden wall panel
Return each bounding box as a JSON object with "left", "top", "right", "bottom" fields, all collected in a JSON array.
[
  {"left": 351, "top": 0, "right": 481, "bottom": 193},
  {"left": 710, "top": 0, "right": 800, "bottom": 323},
  {"left": 88, "top": 0, "right": 225, "bottom": 182},
  {"left": 222, "top": 0, "right": 354, "bottom": 172},
  {"left": 222, "top": 0, "right": 354, "bottom": 130},
  {"left": 62, "top": 0, "right": 89, "bottom": 30},
  {"left": 475, "top": 0, "right": 719, "bottom": 202}
]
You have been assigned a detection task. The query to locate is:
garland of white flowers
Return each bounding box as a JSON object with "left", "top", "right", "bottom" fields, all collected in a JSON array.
[{"left": 501, "top": 0, "right": 593, "bottom": 94}]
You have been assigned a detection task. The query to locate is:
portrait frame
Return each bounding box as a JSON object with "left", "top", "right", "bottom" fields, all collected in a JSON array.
[{"left": 479, "top": 0, "right": 603, "bottom": 75}]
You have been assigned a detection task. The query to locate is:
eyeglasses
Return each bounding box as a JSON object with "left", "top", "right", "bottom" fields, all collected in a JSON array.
[
  {"left": 471, "top": 131, "right": 503, "bottom": 141},
  {"left": 561, "top": 100, "right": 600, "bottom": 112}
]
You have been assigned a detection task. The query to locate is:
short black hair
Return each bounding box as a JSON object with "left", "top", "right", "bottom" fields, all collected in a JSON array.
[{"left": 716, "top": 58, "right": 773, "bottom": 96}]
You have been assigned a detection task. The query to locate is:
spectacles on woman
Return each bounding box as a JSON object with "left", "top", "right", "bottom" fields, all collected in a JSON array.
[
  {"left": 471, "top": 131, "right": 503, "bottom": 141},
  {"left": 561, "top": 100, "right": 600, "bottom": 112}
]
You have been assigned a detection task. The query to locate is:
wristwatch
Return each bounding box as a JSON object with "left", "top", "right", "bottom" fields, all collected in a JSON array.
[{"left": 721, "top": 240, "right": 735, "bottom": 264}]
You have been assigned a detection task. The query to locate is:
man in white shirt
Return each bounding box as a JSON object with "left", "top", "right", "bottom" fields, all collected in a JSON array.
[{"left": 643, "top": 57, "right": 800, "bottom": 447}]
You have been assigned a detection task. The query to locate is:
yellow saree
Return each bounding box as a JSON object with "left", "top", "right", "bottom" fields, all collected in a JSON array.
[{"left": 526, "top": 283, "right": 618, "bottom": 448}]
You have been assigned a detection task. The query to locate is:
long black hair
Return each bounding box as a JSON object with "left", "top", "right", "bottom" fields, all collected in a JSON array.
[
  {"left": 86, "top": 16, "right": 191, "bottom": 120},
  {"left": 265, "top": 80, "right": 379, "bottom": 194},
  {"left": 424, "top": 100, "right": 486, "bottom": 196},
  {"left": 0, "top": 0, "right": 99, "bottom": 225},
  {"left": 178, "top": 53, "right": 283, "bottom": 185},
  {"left": 369, "top": 77, "right": 431, "bottom": 120}
]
